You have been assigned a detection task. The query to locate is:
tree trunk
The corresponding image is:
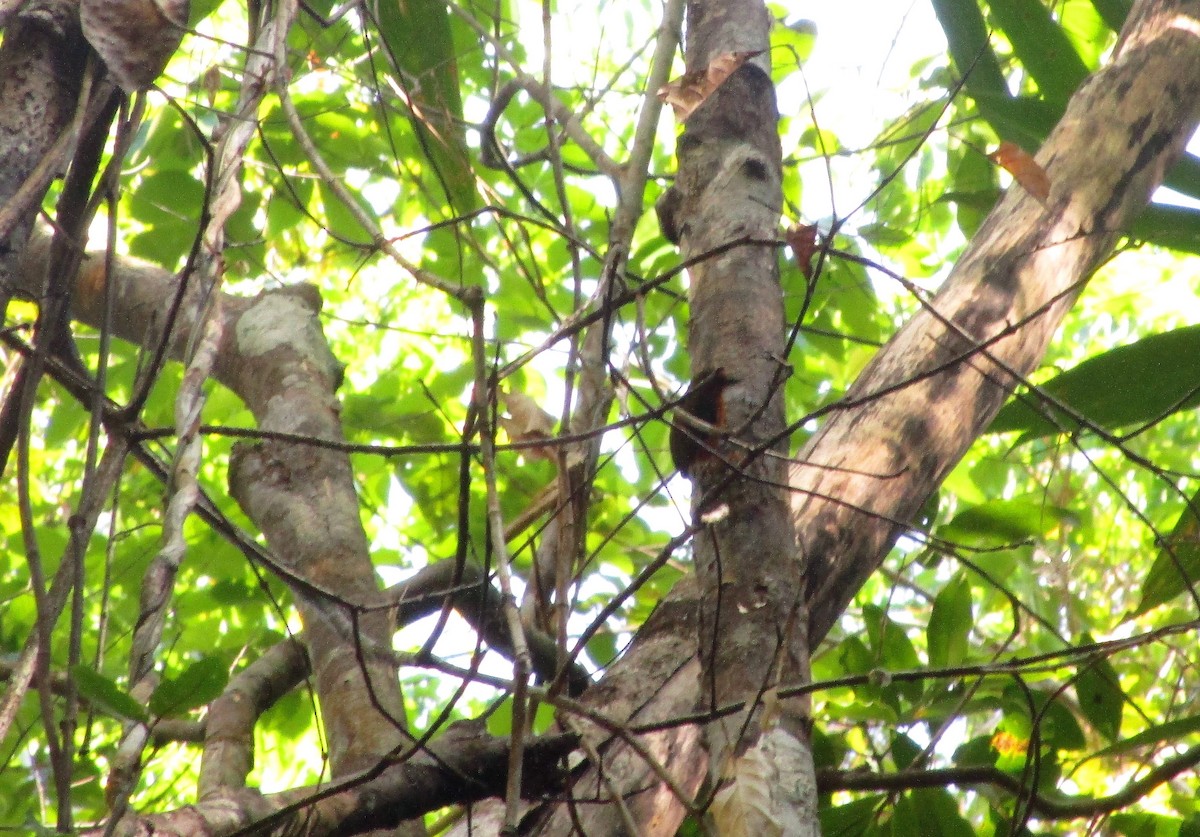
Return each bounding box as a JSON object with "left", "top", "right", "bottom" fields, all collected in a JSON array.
[
  {"left": 670, "top": 0, "right": 818, "bottom": 832},
  {"left": 518, "top": 0, "right": 1200, "bottom": 834},
  {"left": 515, "top": 0, "right": 825, "bottom": 832},
  {"left": 5, "top": 0, "right": 1200, "bottom": 833},
  {"left": 796, "top": 0, "right": 1200, "bottom": 646}
]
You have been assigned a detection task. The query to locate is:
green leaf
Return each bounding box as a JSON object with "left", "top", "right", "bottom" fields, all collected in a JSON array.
[
  {"left": 373, "top": 0, "right": 476, "bottom": 215},
  {"left": 890, "top": 732, "right": 921, "bottom": 770},
  {"left": 72, "top": 666, "right": 148, "bottom": 723},
  {"left": 940, "top": 496, "right": 1076, "bottom": 548},
  {"left": 1090, "top": 0, "right": 1132, "bottom": 31},
  {"left": 770, "top": 19, "right": 816, "bottom": 84},
  {"left": 1109, "top": 812, "right": 1182, "bottom": 837},
  {"left": 864, "top": 606, "right": 921, "bottom": 671},
  {"left": 1091, "top": 713, "right": 1200, "bottom": 761},
  {"left": 1060, "top": 0, "right": 1111, "bottom": 68},
  {"left": 821, "top": 795, "right": 884, "bottom": 837},
  {"left": 1136, "top": 488, "right": 1200, "bottom": 615},
  {"left": 149, "top": 656, "right": 229, "bottom": 717},
  {"left": 952, "top": 735, "right": 997, "bottom": 768},
  {"left": 928, "top": 573, "right": 972, "bottom": 667},
  {"left": 1074, "top": 637, "right": 1124, "bottom": 742},
  {"left": 970, "top": 91, "right": 1062, "bottom": 148},
  {"left": 984, "top": 0, "right": 1090, "bottom": 104},
  {"left": 1132, "top": 203, "right": 1200, "bottom": 255},
  {"left": 486, "top": 696, "right": 514, "bottom": 737},
  {"left": 930, "top": 0, "right": 1006, "bottom": 97},
  {"left": 811, "top": 726, "right": 849, "bottom": 770},
  {"left": 1001, "top": 684, "right": 1087, "bottom": 752},
  {"left": 317, "top": 181, "right": 372, "bottom": 243},
  {"left": 901, "top": 789, "right": 975, "bottom": 837},
  {"left": 948, "top": 139, "right": 998, "bottom": 238},
  {"left": 126, "top": 170, "right": 204, "bottom": 267},
  {"left": 990, "top": 325, "right": 1200, "bottom": 440}
]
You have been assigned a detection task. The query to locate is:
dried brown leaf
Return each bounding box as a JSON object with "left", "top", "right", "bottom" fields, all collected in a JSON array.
[
  {"left": 499, "top": 390, "right": 557, "bottom": 461},
  {"left": 657, "top": 50, "right": 762, "bottom": 121},
  {"left": 988, "top": 141, "right": 1051, "bottom": 205},
  {"left": 81, "top": 0, "right": 189, "bottom": 93},
  {"left": 784, "top": 223, "right": 818, "bottom": 279}
]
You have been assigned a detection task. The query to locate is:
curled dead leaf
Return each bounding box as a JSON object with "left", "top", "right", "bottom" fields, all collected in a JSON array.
[
  {"left": 81, "top": 0, "right": 190, "bottom": 93},
  {"left": 988, "top": 141, "right": 1051, "bottom": 206},
  {"left": 499, "top": 390, "right": 557, "bottom": 462},
  {"left": 784, "top": 223, "right": 818, "bottom": 279},
  {"left": 657, "top": 50, "right": 763, "bottom": 122}
]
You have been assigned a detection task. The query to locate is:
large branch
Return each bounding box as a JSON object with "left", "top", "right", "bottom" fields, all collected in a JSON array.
[
  {"left": 796, "top": 0, "right": 1200, "bottom": 645},
  {"left": 93, "top": 726, "right": 578, "bottom": 836}
]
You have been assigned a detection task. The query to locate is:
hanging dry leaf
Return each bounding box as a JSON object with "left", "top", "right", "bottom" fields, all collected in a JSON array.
[
  {"left": 710, "top": 747, "right": 784, "bottom": 837},
  {"left": 784, "top": 223, "right": 819, "bottom": 279},
  {"left": 81, "top": 0, "right": 189, "bottom": 94},
  {"left": 499, "top": 390, "right": 557, "bottom": 462},
  {"left": 201, "top": 65, "right": 221, "bottom": 107},
  {"left": 988, "top": 141, "right": 1051, "bottom": 205},
  {"left": 657, "top": 50, "right": 762, "bottom": 122}
]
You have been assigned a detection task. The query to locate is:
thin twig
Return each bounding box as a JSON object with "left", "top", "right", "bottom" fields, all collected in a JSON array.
[{"left": 467, "top": 295, "right": 533, "bottom": 833}]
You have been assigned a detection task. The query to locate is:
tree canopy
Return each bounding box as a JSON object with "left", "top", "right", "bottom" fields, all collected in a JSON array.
[{"left": 4, "top": 0, "right": 1200, "bottom": 834}]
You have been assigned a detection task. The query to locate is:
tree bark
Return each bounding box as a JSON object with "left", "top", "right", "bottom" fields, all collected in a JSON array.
[
  {"left": 521, "top": 0, "right": 1200, "bottom": 834},
  {"left": 796, "top": 0, "right": 1200, "bottom": 646},
  {"left": 668, "top": 0, "right": 819, "bottom": 832},
  {"left": 7, "top": 0, "right": 1200, "bottom": 834}
]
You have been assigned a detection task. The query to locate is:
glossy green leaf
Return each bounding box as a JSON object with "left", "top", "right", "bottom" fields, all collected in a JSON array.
[
  {"left": 72, "top": 666, "right": 148, "bottom": 723},
  {"left": 990, "top": 325, "right": 1200, "bottom": 440},
  {"left": 1074, "top": 637, "right": 1124, "bottom": 742},
  {"left": 928, "top": 573, "right": 972, "bottom": 668},
  {"left": 149, "top": 656, "right": 229, "bottom": 718}
]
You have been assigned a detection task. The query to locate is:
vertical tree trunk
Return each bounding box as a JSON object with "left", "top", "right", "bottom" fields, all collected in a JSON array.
[
  {"left": 520, "top": 2, "right": 1200, "bottom": 835},
  {"left": 667, "top": 0, "right": 819, "bottom": 831}
]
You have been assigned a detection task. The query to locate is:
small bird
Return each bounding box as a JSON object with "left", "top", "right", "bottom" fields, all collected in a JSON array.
[{"left": 669, "top": 369, "right": 735, "bottom": 478}]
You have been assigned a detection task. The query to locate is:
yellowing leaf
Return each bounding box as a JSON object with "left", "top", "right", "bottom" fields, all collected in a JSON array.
[
  {"left": 988, "top": 141, "right": 1051, "bottom": 205},
  {"left": 657, "top": 50, "right": 762, "bottom": 121}
]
